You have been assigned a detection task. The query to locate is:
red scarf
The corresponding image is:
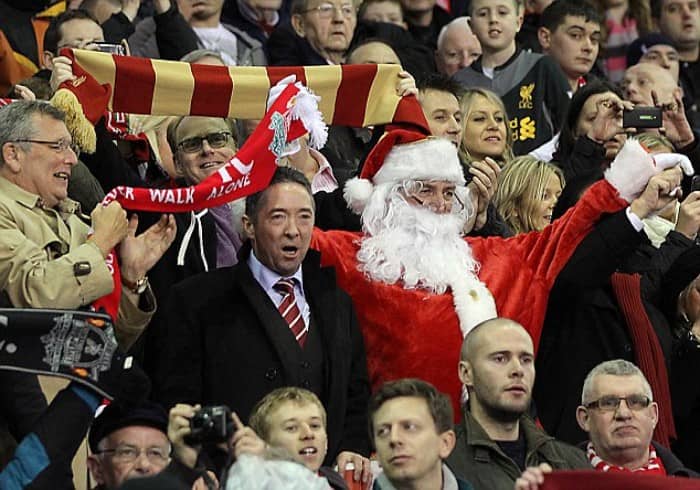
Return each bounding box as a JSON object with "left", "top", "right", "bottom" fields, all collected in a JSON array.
[
  {"left": 610, "top": 272, "right": 676, "bottom": 447},
  {"left": 540, "top": 470, "right": 700, "bottom": 490},
  {"left": 587, "top": 442, "right": 667, "bottom": 475}
]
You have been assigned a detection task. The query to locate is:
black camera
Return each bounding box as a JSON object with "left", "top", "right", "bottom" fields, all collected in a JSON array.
[
  {"left": 185, "top": 406, "right": 234, "bottom": 445},
  {"left": 622, "top": 106, "right": 662, "bottom": 128}
]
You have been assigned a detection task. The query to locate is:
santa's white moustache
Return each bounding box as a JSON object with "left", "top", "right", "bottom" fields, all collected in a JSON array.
[{"left": 357, "top": 182, "right": 480, "bottom": 294}]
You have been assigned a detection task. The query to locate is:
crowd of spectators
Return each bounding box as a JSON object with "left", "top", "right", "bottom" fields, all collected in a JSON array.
[{"left": 1, "top": 0, "right": 700, "bottom": 489}]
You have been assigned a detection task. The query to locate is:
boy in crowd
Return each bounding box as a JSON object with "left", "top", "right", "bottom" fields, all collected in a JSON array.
[{"left": 538, "top": 0, "right": 602, "bottom": 93}]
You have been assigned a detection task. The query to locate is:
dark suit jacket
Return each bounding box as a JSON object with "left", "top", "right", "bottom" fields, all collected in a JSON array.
[{"left": 152, "top": 245, "right": 371, "bottom": 462}]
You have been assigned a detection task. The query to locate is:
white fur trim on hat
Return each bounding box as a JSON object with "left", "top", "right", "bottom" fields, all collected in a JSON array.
[
  {"left": 374, "top": 138, "right": 466, "bottom": 186},
  {"left": 450, "top": 273, "right": 498, "bottom": 338},
  {"left": 343, "top": 177, "right": 374, "bottom": 214}
]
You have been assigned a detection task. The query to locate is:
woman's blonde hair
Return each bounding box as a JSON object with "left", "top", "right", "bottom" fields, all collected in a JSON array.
[
  {"left": 632, "top": 133, "right": 674, "bottom": 153},
  {"left": 458, "top": 88, "right": 514, "bottom": 166},
  {"left": 493, "top": 156, "right": 565, "bottom": 234}
]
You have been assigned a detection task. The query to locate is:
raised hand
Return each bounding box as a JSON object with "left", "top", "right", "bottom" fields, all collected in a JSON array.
[
  {"left": 119, "top": 213, "right": 176, "bottom": 283},
  {"left": 168, "top": 403, "right": 200, "bottom": 469},
  {"left": 231, "top": 412, "right": 267, "bottom": 459},
  {"left": 653, "top": 89, "right": 694, "bottom": 149}
]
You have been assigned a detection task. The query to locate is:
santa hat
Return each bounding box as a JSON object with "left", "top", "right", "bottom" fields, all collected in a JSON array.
[{"left": 344, "top": 130, "right": 465, "bottom": 214}]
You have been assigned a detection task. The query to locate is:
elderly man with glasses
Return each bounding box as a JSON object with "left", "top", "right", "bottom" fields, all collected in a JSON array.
[
  {"left": 87, "top": 400, "right": 172, "bottom": 489},
  {"left": 515, "top": 360, "right": 698, "bottom": 489},
  {"left": 575, "top": 360, "right": 698, "bottom": 476},
  {"left": 268, "top": 0, "right": 357, "bottom": 65}
]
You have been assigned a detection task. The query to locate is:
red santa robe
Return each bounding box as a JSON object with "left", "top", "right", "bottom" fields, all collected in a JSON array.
[{"left": 310, "top": 179, "right": 627, "bottom": 414}]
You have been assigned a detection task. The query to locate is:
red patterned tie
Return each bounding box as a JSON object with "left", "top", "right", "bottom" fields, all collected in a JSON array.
[{"left": 274, "top": 278, "right": 307, "bottom": 347}]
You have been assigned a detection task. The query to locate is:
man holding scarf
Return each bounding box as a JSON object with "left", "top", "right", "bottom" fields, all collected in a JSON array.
[{"left": 0, "top": 100, "right": 175, "bottom": 446}]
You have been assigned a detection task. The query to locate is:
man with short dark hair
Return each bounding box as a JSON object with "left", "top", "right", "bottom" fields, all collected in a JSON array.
[
  {"left": 153, "top": 166, "right": 372, "bottom": 476},
  {"left": 369, "top": 379, "right": 474, "bottom": 490},
  {"left": 538, "top": 0, "right": 602, "bottom": 93},
  {"left": 447, "top": 318, "right": 589, "bottom": 489},
  {"left": 417, "top": 74, "right": 464, "bottom": 148}
]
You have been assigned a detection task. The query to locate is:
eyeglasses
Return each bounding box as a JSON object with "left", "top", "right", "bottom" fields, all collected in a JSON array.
[
  {"left": 57, "top": 39, "right": 104, "bottom": 51},
  {"left": 13, "top": 139, "right": 80, "bottom": 158},
  {"left": 302, "top": 2, "right": 355, "bottom": 18},
  {"left": 177, "top": 132, "right": 232, "bottom": 153},
  {"left": 584, "top": 395, "right": 652, "bottom": 412},
  {"left": 402, "top": 180, "right": 465, "bottom": 213},
  {"left": 97, "top": 444, "right": 171, "bottom": 465}
]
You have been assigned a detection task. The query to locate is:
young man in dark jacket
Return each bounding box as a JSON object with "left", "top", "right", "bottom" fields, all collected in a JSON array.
[{"left": 447, "top": 318, "right": 589, "bottom": 490}]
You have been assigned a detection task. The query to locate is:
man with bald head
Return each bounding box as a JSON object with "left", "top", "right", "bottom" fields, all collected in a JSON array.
[
  {"left": 622, "top": 62, "right": 699, "bottom": 153},
  {"left": 347, "top": 39, "right": 402, "bottom": 65},
  {"left": 435, "top": 17, "right": 481, "bottom": 77},
  {"left": 623, "top": 62, "right": 682, "bottom": 107},
  {"left": 446, "top": 318, "right": 588, "bottom": 489}
]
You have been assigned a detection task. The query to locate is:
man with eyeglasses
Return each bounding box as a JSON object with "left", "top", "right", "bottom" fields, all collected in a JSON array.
[
  {"left": 87, "top": 400, "right": 172, "bottom": 488},
  {"left": 268, "top": 0, "right": 357, "bottom": 65},
  {"left": 0, "top": 100, "right": 175, "bottom": 469},
  {"left": 576, "top": 360, "right": 697, "bottom": 476},
  {"left": 514, "top": 360, "right": 698, "bottom": 489}
]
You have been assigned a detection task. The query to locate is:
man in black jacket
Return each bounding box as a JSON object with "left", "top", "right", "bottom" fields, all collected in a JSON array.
[{"left": 152, "top": 166, "right": 371, "bottom": 474}]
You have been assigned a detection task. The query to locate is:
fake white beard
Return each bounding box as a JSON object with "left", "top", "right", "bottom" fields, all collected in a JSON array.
[{"left": 357, "top": 185, "right": 480, "bottom": 294}]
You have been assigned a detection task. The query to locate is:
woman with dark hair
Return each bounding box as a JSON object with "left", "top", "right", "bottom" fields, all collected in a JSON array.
[{"left": 553, "top": 79, "right": 627, "bottom": 182}]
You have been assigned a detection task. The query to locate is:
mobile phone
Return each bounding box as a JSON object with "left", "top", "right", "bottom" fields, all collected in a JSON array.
[
  {"left": 622, "top": 106, "right": 662, "bottom": 129},
  {"left": 691, "top": 175, "right": 700, "bottom": 192},
  {"left": 94, "top": 42, "right": 125, "bottom": 56}
]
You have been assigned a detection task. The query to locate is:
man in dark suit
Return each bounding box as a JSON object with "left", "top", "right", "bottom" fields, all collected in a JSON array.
[{"left": 152, "top": 166, "right": 371, "bottom": 477}]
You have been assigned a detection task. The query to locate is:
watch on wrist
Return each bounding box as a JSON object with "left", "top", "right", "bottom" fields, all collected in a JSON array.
[{"left": 122, "top": 275, "right": 149, "bottom": 295}]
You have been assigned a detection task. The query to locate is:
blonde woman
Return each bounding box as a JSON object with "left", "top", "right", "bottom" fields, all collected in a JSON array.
[
  {"left": 493, "top": 156, "right": 565, "bottom": 234},
  {"left": 459, "top": 87, "right": 514, "bottom": 167}
]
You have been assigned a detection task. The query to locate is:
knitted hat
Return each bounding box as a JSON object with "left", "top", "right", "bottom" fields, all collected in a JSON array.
[
  {"left": 626, "top": 33, "right": 676, "bottom": 68},
  {"left": 344, "top": 130, "right": 465, "bottom": 213},
  {"left": 88, "top": 400, "right": 168, "bottom": 453}
]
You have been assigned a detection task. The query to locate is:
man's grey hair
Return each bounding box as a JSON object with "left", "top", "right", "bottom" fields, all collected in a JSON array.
[
  {"left": 581, "top": 359, "right": 653, "bottom": 405},
  {"left": 437, "top": 16, "right": 472, "bottom": 50},
  {"left": 0, "top": 101, "right": 65, "bottom": 166},
  {"left": 180, "top": 49, "right": 227, "bottom": 65}
]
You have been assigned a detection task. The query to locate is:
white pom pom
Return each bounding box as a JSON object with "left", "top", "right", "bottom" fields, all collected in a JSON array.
[
  {"left": 343, "top": 177, "right": 374, "bottom": 214},
  {"left": 288, "top": 84, "right": 328, "bottom": 150}
]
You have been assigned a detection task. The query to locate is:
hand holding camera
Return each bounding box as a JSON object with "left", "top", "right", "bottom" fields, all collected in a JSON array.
[{"left": 168, "top": 404, "right": 236, "bottom": 470}]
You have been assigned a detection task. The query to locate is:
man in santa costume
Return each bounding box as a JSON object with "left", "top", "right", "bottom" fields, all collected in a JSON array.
[{"left": 310, "top": 130, "right": 693, "bottom": 414}]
